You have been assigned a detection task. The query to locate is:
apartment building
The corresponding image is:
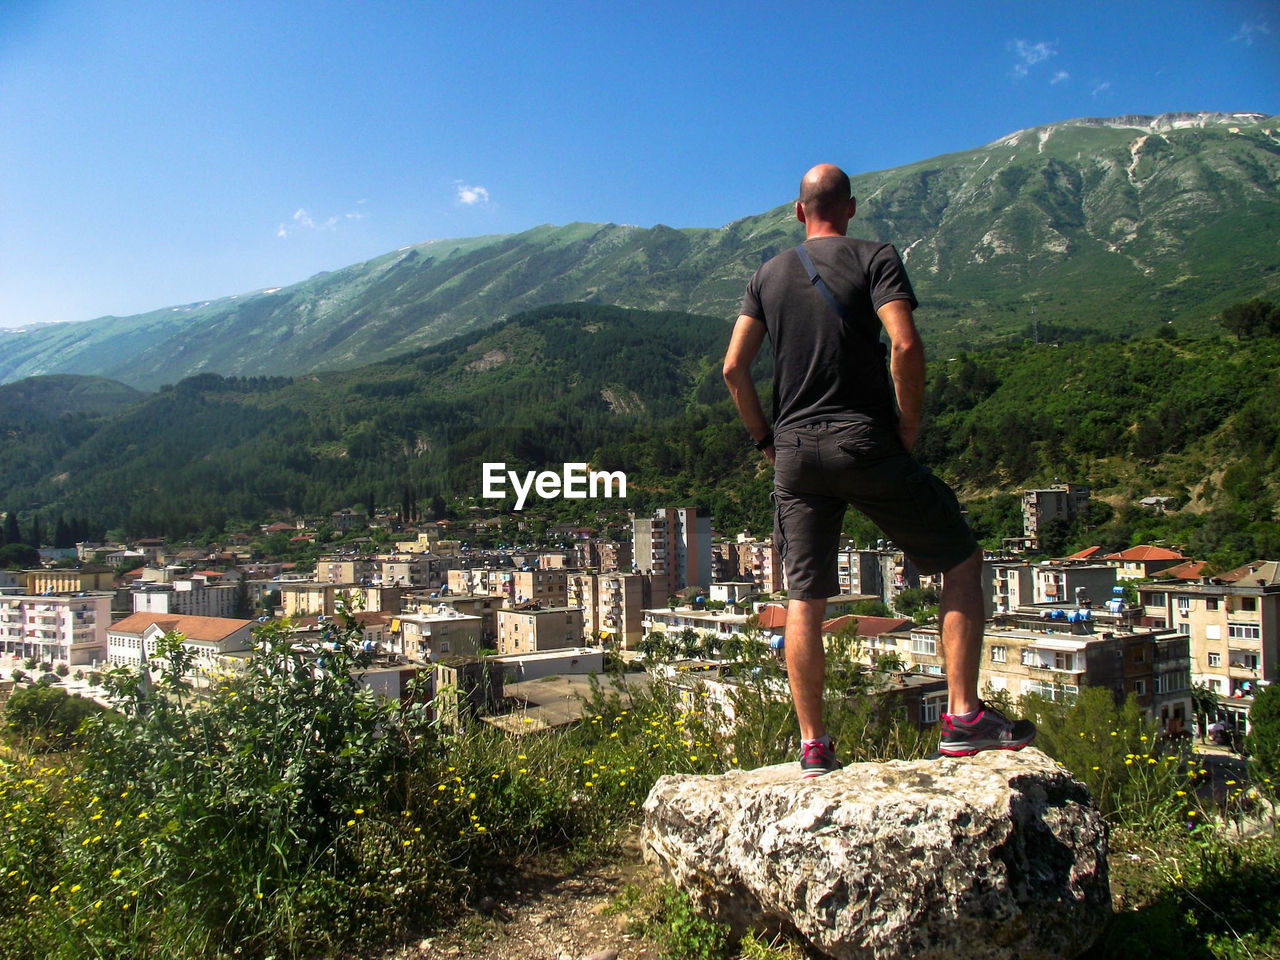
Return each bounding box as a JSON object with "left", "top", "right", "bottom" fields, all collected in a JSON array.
[
  {"left": 107, "top": 612, "right": 255, "bottom": 668},
  {"left": 632, "top": 507, "right": 712, "bottom": 594},
  {"left": 132, "top": 576, "right": 239, "bottom": 618},
  {"left": 568, "top": 571, "right": 667, "bottom": 650},
  {"left": 0, "top": 592, "right": 111, "bottom": 666},
  {"left": 571, "top": 540, "right": 633, "bottom": 573},
  {"left": 836, "top": 547, "right": 921, "bottom": 607},
  {"left": 744, "top": 539, "right": 785, "bottom": 594},
  {"left": 23, "top": 566, "right": 116, "bottom": 594},
  {"left": 380, "top": 554, "right": 453, "bottom": 590},
  {"left": 1016, "top": 482, "right": 1091, "bottom": 551},
  {"left": 278, "top": 582, "right": 405, "bottom": 618},
  {"left": 641, "top": 607, "right": 752, "bottom": 648},
  {"left": 1137, "top": 561, "right": 1279, "bottom": 709},
  {"left": 394, "top": 609, "right": 482, "bottom": 662},
  {"left": 315, "top": 557, "right": 377, "bottom": 585},
  {"left": 407, "top": 593, "right": 502, "bottom": 642},
  {"left": 903, "top": 619, "right": 1189, "bottom": 720},
  {"left": 496, "top": 606, "right": 585, "bottom": 656}
]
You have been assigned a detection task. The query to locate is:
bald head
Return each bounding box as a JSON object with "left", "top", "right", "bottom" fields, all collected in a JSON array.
[{"left": 798, "top": 164, "right": 853, "bottom": 223}]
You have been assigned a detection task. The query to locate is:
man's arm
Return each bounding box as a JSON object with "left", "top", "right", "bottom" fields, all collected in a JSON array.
[
  {"left": 723, "top": 314, "right": 775, "bottom": 462},
  {"left": 877, "top": 298, "right": 925, "bottom": 452}
]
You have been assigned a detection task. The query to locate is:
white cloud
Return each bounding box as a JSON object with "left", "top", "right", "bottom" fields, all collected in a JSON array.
[
  {"left": 456, "top": 183, "right": 491, "bottom": 206},
  {"left": 1010, "top": 39, "right": 1057, "bottom": 77},
  {"left": 1051, "top": 70, "right": 1070, "bottom": 85},
  {"left": 1092, "top": 81, "right": 1111, "bottom": 97},
  {"left": 1231, "top": 19, "right": 1270, "bottom": 45},
  {"left": 276, "top": 205, "right": 365, "bottom": 238}
]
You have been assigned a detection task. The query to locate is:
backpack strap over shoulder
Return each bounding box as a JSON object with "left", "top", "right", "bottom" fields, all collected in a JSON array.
[{"left": 794, "top": 244, "right": 847, "bottom": 321}]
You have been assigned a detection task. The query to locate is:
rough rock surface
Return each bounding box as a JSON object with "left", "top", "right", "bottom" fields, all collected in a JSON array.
[{"left": 642, "top": 748, "right": 1109, "bottom": 960}]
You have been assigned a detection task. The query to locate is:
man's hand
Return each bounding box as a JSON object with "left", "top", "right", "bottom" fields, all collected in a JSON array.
[{"left": 897, "top": 422, "right": 918, "bottom": 453}]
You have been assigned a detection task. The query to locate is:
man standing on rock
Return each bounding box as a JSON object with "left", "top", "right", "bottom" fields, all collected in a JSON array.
[{"left": 723, "top": 163, "right": 1035, "bottom": 777}]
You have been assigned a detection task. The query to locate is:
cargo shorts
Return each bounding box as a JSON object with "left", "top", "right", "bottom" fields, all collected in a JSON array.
[{"left": 772, "top": 418, "right": 979, "bottom": 599}]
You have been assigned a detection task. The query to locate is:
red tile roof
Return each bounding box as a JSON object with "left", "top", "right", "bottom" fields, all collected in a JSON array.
[
  {"left": 1065, "top": 546, "right": 1104, "bottom": 560},
  {"left": 822, "top": 614, "right": 914, "bottom": 637},
  {"left": 1153, "top": 559, "right": 1209, "bottom": 581},
  {"left": 755, "top": 604, "right": 788, "bottom": 629},
  {"left": 109, "top": 612, "right": 255, "bottom": 643},
  {"left": 1104, "top": 545, "right": 1186, "bottom": 562}
]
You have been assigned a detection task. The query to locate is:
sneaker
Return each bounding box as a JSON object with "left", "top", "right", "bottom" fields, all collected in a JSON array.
[
  {"left": 938, "top": 702, "right": 1037, "bottom": 757},
  {"left": 800, "top": 738, "right": 843, "bottom": 779}
]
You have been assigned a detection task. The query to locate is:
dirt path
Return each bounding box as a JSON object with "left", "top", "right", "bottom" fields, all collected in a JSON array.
[{"left": 382, "top": 830, "right": 665, "bottom": 960}]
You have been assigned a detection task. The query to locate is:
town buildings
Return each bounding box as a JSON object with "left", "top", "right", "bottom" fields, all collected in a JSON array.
[
  {"left": 0, "top": 592, "right": 111, "bottom": 665},
  {"left": 567, "top": 571, "right": 666, "bottom": 650},
  {"left": 632, "top": 507, "right": 712, "bottom": 594},
  {"left": 1137, "top": 561, "right": 1280, "bottom": 732},
  {"left": 106, "top": 612, "right": 255, "bottom": 668},
  {"left": 496, "top": 605, "right": 585, "bottom": 656}
]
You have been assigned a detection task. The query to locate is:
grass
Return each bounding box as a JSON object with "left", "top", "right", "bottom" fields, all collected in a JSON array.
[{"left": 1, "top": 619, "right": 1278, "bottom": 959}]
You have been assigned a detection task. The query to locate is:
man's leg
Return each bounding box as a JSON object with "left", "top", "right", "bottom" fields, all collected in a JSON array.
[
  {"left": 785, "top": 597, "right": 829, "bottom": 741},
  {"left": 937, "top": 548, "right": 1036, "bottom": 755},
  {"left": 939, "top": 548, "right": 984, "bottom": 716}
]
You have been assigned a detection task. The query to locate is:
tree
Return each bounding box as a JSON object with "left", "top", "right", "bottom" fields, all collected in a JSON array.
[
  {"left": 1244, "top": 683, "right": 1280, "bottom": 780},
  {"left": 1191, "top": 682, "right": 1219, "bottom": 742},
  {"left": 1220, "top": 298, "right": 1278, "bottom": 340},
  {"left": 4, "top": 511, "right": 21, "bottom": 547},
  {"left": 0, "top": 543, "right": 39, "bottom": 569},
  {"left": 5, "top": 685, "right": 103, "bottom": 748}
]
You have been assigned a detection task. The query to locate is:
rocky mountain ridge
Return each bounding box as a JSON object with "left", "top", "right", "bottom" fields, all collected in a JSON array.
[{"left": 3, "top": 111, "right": 1277, "bottom": 389}]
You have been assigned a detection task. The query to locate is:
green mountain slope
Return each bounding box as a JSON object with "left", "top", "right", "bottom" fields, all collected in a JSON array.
[
  {"left": 0, "top": 375, "right": 143, "bottom": 420},
  {"left": 4, "top": 302, "right": 1279, "bottom": 569},
  {"left": 2, "top": 112, "right": 1277, "bottom": 390}
]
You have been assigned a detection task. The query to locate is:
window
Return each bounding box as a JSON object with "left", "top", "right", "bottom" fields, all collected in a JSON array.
[
  {"left": 1021, "top": 649, "right": 1034, "bottom": 666},
  {"left": 910, "top": 634, "right": 937, "bottom": 656},
  {"left": 990, "top": 645, "right": 1006, "bottom": 663},
  {"left": 1229, "top": 623, "right": 1261, "bottom": 641},
  {"left": 1208, "top": 652, "right": 1222, "bottom": 667},
  {"left": 1242, "top": 597, "right": 1257, "bottom": 612},
  {"left": 1206, "top": 598, "right": 1219, "bottom": 611},
  {"left": 1133, "top": 679, "right": 1146, "bottom": 696},
  {"left": 1178, "top": 623, "right": 1191, "bottom": 636},
  {"left": 1053, "top": 651, "right": 1076, "bottom": 672},
  {"left": 921, "top": 696, "right": 944, "bottom": 724},
  {"left": 1176, "top": 596, "right": 1190, "bottom": 613}
]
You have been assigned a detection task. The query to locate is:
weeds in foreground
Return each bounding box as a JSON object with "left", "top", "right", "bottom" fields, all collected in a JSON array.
[{"left": 2, "top": 612, "right": 1278, "bottom": 959}]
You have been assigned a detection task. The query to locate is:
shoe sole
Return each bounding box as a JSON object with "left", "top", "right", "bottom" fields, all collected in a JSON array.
[{"left": 937, "top": 739, "right": 1035, "bottom": 758}]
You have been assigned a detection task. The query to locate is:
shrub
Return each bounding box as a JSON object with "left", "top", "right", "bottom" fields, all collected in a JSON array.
[{"left": 4, "top": 684, "right": 102, "bottom": 747}]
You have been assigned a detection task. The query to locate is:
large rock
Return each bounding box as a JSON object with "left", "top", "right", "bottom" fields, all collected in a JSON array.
[{"left": 642, "top": 748, "right": 1109, "bottom": 960}]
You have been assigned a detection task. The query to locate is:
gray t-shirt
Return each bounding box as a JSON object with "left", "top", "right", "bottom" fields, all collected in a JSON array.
[{"left": 740, "top": 236, "right": 917, "bottom": 432}]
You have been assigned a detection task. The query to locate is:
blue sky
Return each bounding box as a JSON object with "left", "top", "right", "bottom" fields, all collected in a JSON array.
[{"left": 1, "top": 0, "right": 1276, "bottom": 329}]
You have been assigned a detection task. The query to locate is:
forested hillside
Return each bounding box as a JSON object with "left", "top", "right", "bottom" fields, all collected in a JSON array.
[{"left": 3, "top": 302, "right": 1279, "bottom": 569}]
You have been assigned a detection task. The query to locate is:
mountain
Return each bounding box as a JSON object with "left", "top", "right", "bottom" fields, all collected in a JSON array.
[
  {"left": 2, "top": 112, "right": 1278, "bottom": 390},
  {"left": 4, "top": 301, "right": 1279, "bottom": 572},
  {"left": 0, "top": 375, "right": 143, "bottom": 420}
]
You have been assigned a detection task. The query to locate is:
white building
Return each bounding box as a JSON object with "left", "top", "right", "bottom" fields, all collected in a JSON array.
[
  {"left": 107, "top": 612, "right": 255, "bottom": 668},
  {"left": 132, "top": 575, "right": 239, "bottom": 618},
  {"left": 0, "top": 592, "right": 111, "bottom": 666}
]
